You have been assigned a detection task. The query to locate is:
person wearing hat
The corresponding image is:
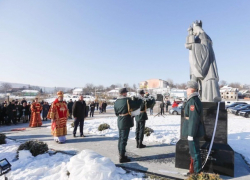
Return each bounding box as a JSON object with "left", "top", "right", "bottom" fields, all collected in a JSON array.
[
  {"left": 184, "top": 81, "right": 205, "bottom": 174},
  {"left": 135, "top": 90, "right": 148, "bottom": 148},
  {"left": 47, "top": 91, "right": 69, "bottom": 143},
  {"left": 29, "top": 98, "right": 43, "bottom": 127},
  {"left": 114, "top": 88, "right": 142, "bottom": 163}
]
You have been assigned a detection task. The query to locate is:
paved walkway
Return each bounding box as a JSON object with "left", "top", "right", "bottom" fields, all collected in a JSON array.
[{"left": 1, "top": 110, "right": 250, "bottom": 180}]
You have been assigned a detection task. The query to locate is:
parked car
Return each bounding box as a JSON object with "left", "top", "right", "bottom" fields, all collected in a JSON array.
[
  {"left": 231, "top": 104, "right": 250, "bottom": 115},
  {"left": 239, "top": 109, "right": 250, "bottom": 118},
  {"left": 169, "top": 106, "right": 182, "bottom": 115},
  {"left": 228, "top": 104, "right": 248, "bottom": 113},
  {"left": 226, "top": 102, "right": 247, "bottom": 109}
]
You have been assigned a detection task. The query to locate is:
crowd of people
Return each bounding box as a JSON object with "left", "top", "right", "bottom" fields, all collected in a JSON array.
[
  {"left": 0, "top": 98, "right": 109, "bottom": 126},
  {"left": 0, "top": 98, "right": 50, "bottom": 126}
]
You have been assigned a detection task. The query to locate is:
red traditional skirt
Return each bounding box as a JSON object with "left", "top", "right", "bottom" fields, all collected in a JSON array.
[{"left": 29, "top": 112, "right": 42, "bottom": 127}]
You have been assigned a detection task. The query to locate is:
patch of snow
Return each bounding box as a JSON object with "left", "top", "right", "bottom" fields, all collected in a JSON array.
[
  {"left": 0, "top": 140, "right": 144, "bottom": 180},
  {"left": 67, "top": 149, "right": 144, "bottom": 180}
]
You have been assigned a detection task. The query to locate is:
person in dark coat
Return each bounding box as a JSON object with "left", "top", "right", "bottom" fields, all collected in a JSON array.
[
  {"left": 16, "top": 102, "right": 22, "bottom": 122},
  {"left": 67, "top": 99, "right": 74, "bottom": 119},
  {"left": 27, "top": 102, "right": 31, "bottom": 121},
  {"left": 2, "top": 104, "right": 8, "bottom": 125},
  {"left": 7, "top": 100, "right": 17, "bottom": 125},
  {"left": 102, "top": 101, "right": 107, "bottom": 113},
  {"left": 21, "top": 98, "right": 27, "bottom": 105},
  {"left": 160, "top": 101, "right": 165, "bottom": 115},
  {"left": 184, "top": 81, "right": 205, "bottom": 174},
  {"left": 95, "top": 100, "right": 99, "bottom": 110},
  {"left": 135, "top": 90, "right": 148, "bottom": 148},
  {"left": 0, "top": 105, "right": 3, "bottom": 125},
  {"left": 114, "top": 88, "right": 142, "bottom": 163},
  {"left": 89, "top": 101, "right": 95, "bottom": 117},
  {"left": 165, "top": 99, "right": 171, "bottom": 112},
  {"left": 21, "top": 102, "right": 30, "bottom": 122},
  {"left": 42, "top": 102, "right": 50, "bottom": 121},
  {"left": 72, "top": 95, "right": 86, "bottom": 137}
]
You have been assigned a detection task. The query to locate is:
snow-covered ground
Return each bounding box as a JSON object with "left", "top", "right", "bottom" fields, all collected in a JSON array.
[
  {"left": 66, "top": 115, "right": 180, "bottom": 145},
  {"left": 65, "top": 113, "right": 250, "bottom": 164},
  {"left": 1, "top": 112, "right": 250, "bottom": 179},
  {"left": 0, "top": 140, "right": 144, "bottom": 180}
]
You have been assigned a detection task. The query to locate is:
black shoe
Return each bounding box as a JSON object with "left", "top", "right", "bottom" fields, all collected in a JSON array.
[
  {"left": 80, "top": 135, "right": 85, "bottom": 137},
  {"left": 73, "top": 134, "right": 76, "bottom": 137},
  {"left": 136, "top": 140, "right": 139, "bottom": 148},
  {"left": 139, "top": 141, "right": 146, "bottom": 148},
  {"left": 119, "top": 155, "right": 131, "bottom": 163}
]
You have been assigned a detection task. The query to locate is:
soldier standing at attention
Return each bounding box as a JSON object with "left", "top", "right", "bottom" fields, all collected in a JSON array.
[
  {"left": 135, "top": 90, "right": 148, "bottom": 148},
  {"left": 114, "top": 88, "right": 142, "bottom": 163},
  {"left": 184, "top": 81, "right": 205, "bottom": 174}
]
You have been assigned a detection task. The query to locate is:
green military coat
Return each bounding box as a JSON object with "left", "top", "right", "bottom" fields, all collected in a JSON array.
[
  {"left": 183, "top": 94, "right": 205, "bottom": 138},
  {"left": 135, "top": 101, "right": 148, "bottom": 122},
  {"left": 114, "top": 96, "right": 142, "bottom": 130}
]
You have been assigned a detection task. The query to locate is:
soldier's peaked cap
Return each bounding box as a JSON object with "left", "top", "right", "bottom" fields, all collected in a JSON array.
[
  {"left": 119, "top": 88, "right": 128, "bottom": 94},
  {"left": 138, "top": 90, "right": 145, "bottom": 94},
  {"left": 186, "top": 81, "right": 198, "bottom": 89}
]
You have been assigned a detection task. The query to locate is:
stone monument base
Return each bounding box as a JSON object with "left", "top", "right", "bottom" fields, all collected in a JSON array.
[
  {"left": 175, "top": 102, "right": 234, "bottom": 177},
  {"left": 175, "top": 140, "right": 234, "bottom": 177}
]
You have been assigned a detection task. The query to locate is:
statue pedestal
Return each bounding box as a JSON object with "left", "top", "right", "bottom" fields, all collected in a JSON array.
[{"left": 175, "top": 102, "right": 234, "bottom": 177}]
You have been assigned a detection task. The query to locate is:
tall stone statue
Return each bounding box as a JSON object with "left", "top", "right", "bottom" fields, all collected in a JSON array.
[{"left": 185, "top": 20, "right": 221, "bottom": 102}]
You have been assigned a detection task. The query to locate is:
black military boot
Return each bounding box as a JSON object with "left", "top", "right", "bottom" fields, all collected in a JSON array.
[
  {"left": 119, "top": 154, "right": 131, "bottom": 163},
  {"left": 136, "top": 140, "right": 139, "bottom": 148},
  {"left": 138, "top": 141, "right": 146, "bottom": 148}
]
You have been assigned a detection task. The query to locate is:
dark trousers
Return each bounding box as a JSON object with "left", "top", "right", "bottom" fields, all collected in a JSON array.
[
  {"left": 118, "top": 128, "right": 130, "bottom": 156},
  {"left": 166, "top": 106, "right": 168, "bottom": 112},
  {"left": 188, "top": 137, "right": 202, "bottom": 173},
  {"left": 161, "top": 108, "right": 164, "bottom": 115},
  {"left": 73, "top": 118, "right": 84, "bottom": 135},
  {"left": 9, "top": 114, "right": 16, "bottom": 124},
  {"left": 90, "top": 110, "right": 94, "bottom": 117},
  {"left": 135, "top": 121, "right": 146, "bottom": 141}
]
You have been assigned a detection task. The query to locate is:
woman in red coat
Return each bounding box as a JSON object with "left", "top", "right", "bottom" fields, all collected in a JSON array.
[{"left": 172, "top": 101, "right": 178, "bottom": 108}]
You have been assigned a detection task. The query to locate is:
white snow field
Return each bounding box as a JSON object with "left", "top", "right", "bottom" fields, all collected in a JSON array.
[{"left": 0, "top": 140, "right": 144, "bottom": 180}]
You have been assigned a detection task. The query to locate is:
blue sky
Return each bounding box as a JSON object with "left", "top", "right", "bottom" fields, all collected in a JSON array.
[{"left": 0, "top": 0, "right": 249, "bottom": 88}]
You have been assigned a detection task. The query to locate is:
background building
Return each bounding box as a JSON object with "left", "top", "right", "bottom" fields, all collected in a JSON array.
[
  {"left": 73, "top": 88, "right": 84, "bottom": 95},
  {"left": 139, "top": 79, "right": 168, "bottom": 89},
  {"left": 21, "top": 90, "right": 39, "bottom": 96},
  {"left": 107, "top": 88, "right": 120, "bottom": 97},
  {"left": 220, "top": 86, "right": 238, "bottom": 100}
]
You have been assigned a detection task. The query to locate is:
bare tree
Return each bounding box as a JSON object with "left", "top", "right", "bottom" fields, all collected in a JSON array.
[
  {"left": 110, "top": 84, "right": 116, "bottom": 89},
  {"left": 219, "top": 80, "right": 227, "bottom": 88},
  {"left": 124, "top": 83, "right": 129, "bottom": 88},
  {"left": 133, "top": 84, "right": 137, "bottom": 91},
  {"left": 176, "top": 83, "right": 186, "bottom": 89},
  {"left": 96, "top": 85, "right": 104, "bottom": 92},
  {"left": 115, "top": 84, "right": 122, "bottom": 88},
  {"left": 229, "top": 82, "right": 241, "bottom": 89},
  {"left": 0, "top": 83, "right": 12, "bottom": 93},
  {"left": 84, "top": 83, "right": 95, "bottom": 94},
  {"left": 167, "top": 79, "right": 174, "bottom": 88}
]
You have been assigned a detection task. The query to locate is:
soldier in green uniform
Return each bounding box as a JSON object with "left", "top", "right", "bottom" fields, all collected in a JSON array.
[
  {"left": 135, "top": 90, "right": 147, "bottom": 148},
  {"left": 114, "top": 88, "right": 142, "bottom": 163},
  {"left": 184, "top": 81, "right": 205, "bottom": 174}
]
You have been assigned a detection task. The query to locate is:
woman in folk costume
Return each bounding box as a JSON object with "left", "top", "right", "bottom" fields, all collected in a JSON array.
[
  {"left": 29, "top": 98, "right": 43, "bottom": 127},
  {"left": 47, "top": 91, "right": 69, "bottom": 143}
]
